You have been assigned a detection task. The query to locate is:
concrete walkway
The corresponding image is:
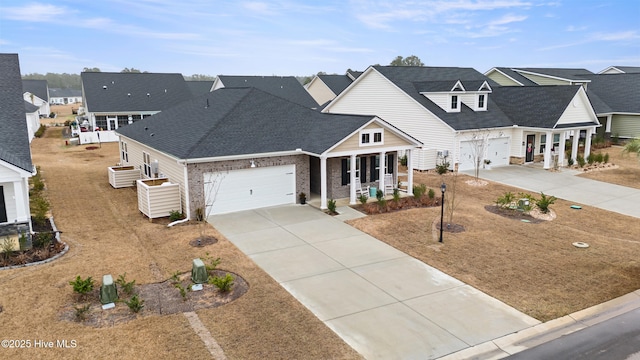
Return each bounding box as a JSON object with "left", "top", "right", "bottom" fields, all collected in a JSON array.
[
  {"left": 464, "top": 165, "right": 640, "bottom": 218},
  {"left": 209, "top": 205, "right": 539, "bottom": 359}
]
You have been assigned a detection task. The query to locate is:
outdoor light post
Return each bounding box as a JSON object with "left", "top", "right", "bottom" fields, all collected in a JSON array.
[{"left": 439, "top": 182, "right": 446, "bottom": 243}]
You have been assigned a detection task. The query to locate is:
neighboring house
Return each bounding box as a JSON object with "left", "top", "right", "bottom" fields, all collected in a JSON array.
[
  {"left": 49, "top": 88, "right": 83, "bottom": 104},
  {"left": 24, "top": 101, "right": 40, "bottom": 142},
  {"left": 485, "top": 67, "right": 640, "bottom": 140},
  {"left": 185, "top": 80, "right": 214, "bottom": 97},
  {"left": 80, "top": 72, "right": 195, "bottom": 144},
  {"left": 212, "top": 75, "right": 319, "bottom": 108},
  {"left": 0, "top": 54, "right": 35, "bottom": 247},
  {"left": 22, "top": 79, "right": 50, "bottom": 118},
  {"left": 323, "top": 65, "right": 599, "bottom": 171},
  {"left": 305, "top": 72, "right": 359, "bottom": 107},
  {"left": 116, "top": 87, "right": 420, "bottom": 215},
  {"left": 598, "top": 66, "right": 640, "bottom": 74}
]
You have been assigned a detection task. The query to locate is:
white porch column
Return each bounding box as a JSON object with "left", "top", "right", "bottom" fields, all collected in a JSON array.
[
  {"left": 320, "top": 155, "right": 327, "bottom": 209},
  {"left": 378, "top": 151, "right": 386, "bottom": 196},
  {"left": 584, "top": 128, "right": 593, "bottom": 160},
  {"left": 13, "top": 179, "right": 29, "bottom": 223},
  {"left": 571, "top": 131, "right": 580, "bottom": 162},
  {"left": 543, "top": 131, "right": 553, "bottom": 169},
  {"left": 349, "top": 154, "right": 357, "bottom": 205},
  {"left": 605, "top": 115, "right": 612, "bottom": 134},
  {"left": 406, "top": 149, "right": 414, "bottom": 196},
  {"left": 557, "top": 131, "right": 566, "bottom": 167}
]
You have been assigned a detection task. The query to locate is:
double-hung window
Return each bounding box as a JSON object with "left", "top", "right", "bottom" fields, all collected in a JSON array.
[{"left": 143, "top": 152, "right": 152, "bottom": 177}]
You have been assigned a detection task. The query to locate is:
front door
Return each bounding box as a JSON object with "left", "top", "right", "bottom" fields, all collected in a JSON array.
[
  {"left": 0, "top": 186, "right": 7, "bottom": 223},
  {"left": 526, "top": 134, "right": 535, "bottom": 163}
]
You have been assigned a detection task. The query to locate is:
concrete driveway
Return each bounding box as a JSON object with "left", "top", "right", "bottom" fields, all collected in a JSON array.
[
  {"left": 465, "top": 166, "right": 640, "bottom": 219},
  {"left": 209, "top": 205, "right": 539, "bottom": 359}
]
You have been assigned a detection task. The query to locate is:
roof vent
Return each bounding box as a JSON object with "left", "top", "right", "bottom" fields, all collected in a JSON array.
[
  {"left": 164, "top": 89, "right": 167, "bottom": 93},
  {"left": 147, "top": 93, "right": 150, "bottom": 97},
  {"left": 111, "top": 81, "right": 115, "bottom": 84},
  {"left": 103, "top": 85, "right": 107, "bottom": 90},
  {"left": 127, "top": 93, "right": 131, "bottom": 97},
  {"left": 205, "top": 98, "right": 210, "bottom": 108}
]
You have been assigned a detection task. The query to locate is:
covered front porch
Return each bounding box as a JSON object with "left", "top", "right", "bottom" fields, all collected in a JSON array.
[{"left": 521, "top": 123, "right": 598, "bottom": 169}]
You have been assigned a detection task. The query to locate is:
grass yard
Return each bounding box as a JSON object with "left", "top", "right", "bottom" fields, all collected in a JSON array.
[
  {"left": 0, "top": 127, "right": 361, "bottom": 360},
  {"left": 348, "top": 163, "right": 640, "bottom": 322},
  {"left": 577, "top": 145, "right": 640, "bottom": 189}
]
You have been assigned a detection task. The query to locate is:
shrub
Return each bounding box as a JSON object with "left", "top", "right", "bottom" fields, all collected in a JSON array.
[
  {"left": 358, "top": 194, "right": 368, "bottom": 205},
  {"left": 594, "top": 152, "right": 604, "bottom": 163},
  {"left": 603, "top": 153, "right": 609, "bottom": 163},
  {"left": 327, "top": 199, "right": 337, "bottom": 214},
  {"left": 1, "top": 237, "right": 14, "bottom": 260},
  {"left": 400, "top": 154, "right": 408, "bottom": 166},
  {"left": 376, "top": 189, "right": 384, "bottom": 201},
  {"left": 125, "top": 295, "right": 144, "bottom": 313},
  {"left": 34, "top": 124, "right": 46, "bottom": 138},
  {"left": 174, "top": 283, "right": 190, "bottom": 301},
  {"left": 435, "top": 161, "right": 450, "bottom": 175},
  {"left": 567, "top": 157, "right": 574, "bottom": 166},
  {"left": 203, "top": 252, "right": 221, "bottom": 271},
  {"left": 413, "top": 184, "right": 427, "bottom": 199},
  {"left": 74, "top": 304, "right": 91, "bottom": 322},
  {"left": 576, "top": 155, "right": 586, "bottom": 168},
  {"left": 209, "top": 273, "right": 234, "bottom": 292},
  {"left": 536, "top": 192, "right": 556, "bottom": 214},
  {"left": 170, "top": 270, "right": 181, "bottom": 284},
  {"left": 32, "top": 232, "right": 53, "bottom": 248},
  {"left": 496, "top": 191, "right": 515, "bottom": 208},
  {"left": 30, "top": 195, "right": 50, "bottom": 227},
  {"left": 392, "top": 188, "right": 401, "bottom": 203},
  {"left": 69, "top": 276, "right": 94, "bottom": 298},
  {"left": 427, "top": 188, "right": 435, "bottom": 199},
  {"left": 116, "top": 273, "right": 136, "bottom": 295},
  {"left": 587, "top": 153, "right": 595, "bottom": 164},
  {"left": 169, "top": 210, "right": 184, "bottom": 222}
]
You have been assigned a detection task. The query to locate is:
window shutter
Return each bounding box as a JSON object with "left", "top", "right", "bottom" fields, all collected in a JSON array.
[
  {"left": 360, "top": 157, "right": 367, "bottom": 183},
  {"left": 387, "top": 154, "right": 394, "bottom": 174},
  {"left": 341, "top": 158, "right": 348, "bottom": 186}
]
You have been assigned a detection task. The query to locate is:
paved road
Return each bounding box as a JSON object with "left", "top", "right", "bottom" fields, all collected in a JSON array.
[{"left": 507, "top": 308, "right": 640, "bottom": 360}]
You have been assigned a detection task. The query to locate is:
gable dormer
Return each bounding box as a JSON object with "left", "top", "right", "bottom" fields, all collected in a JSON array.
[{"left": 472, "top": 81, "right": 492, "bottom": 111}]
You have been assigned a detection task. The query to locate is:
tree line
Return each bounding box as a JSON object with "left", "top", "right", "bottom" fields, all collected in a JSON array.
[{"left": 22, "top": 55, "right": 424, "bottom": 88}]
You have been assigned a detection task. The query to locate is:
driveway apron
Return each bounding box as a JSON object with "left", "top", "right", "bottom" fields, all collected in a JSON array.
[
  {"left": 466, "top": 166, "right": 640, "bottom": 219},
  {"left": 209, "top": 205, "right": 539, "bottom": 359}
]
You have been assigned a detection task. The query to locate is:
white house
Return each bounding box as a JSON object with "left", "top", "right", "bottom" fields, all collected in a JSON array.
[{"left": 22, "top": 79, "right": 50, "bottom": 118}]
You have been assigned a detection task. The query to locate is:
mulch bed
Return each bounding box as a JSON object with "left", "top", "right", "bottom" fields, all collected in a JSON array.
[
  {"left": 59, "top": 270, "right": 249, "bottom": 328},
  {"left": 484, "top": 205, "right": 545, "bottom": 224},
  {"left": 0, "top": 218, "right": 66, "bottom": 268},
  {"left": 189, "top": 235, "right": 218, "bottom": 247}
]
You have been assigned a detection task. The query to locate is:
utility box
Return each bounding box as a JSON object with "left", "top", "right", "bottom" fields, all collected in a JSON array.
[
  {"left": 100, "top": 274, "right": 118, "bottom": 305},
  {"left": 191, "top": 258, "right": 208, "bottom": 284}
]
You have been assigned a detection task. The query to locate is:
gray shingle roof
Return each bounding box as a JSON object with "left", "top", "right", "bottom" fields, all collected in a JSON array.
[
  {"left": 24, "top": 101, "right": 39, "bottom": 113},
  {"left": 576, "top": 73, "right": 640, "bottom": 114},
  {"left": 81, "top": 72, "right": 194, "bottom": 113},
  {"left": 317, "top": 75, "right": 353, "bottom": 96},
  {"left": 217, "top": 75, "right": 319, "bottom": 108},
  {"left": 493, "top": 68, "right": 538, "bottom": 86},
  {"left": 608, "top": 66, "right": 640, "bottom": 74},
  {"left": 374, "top": 66, "right": 511, "bottom": 130},
  {"left": 116, "top": 87, "right": 377, "bottom": 159},
  {"left": 22, "top": 79, "right": 49, "bottom": 101},
  {"left": 186, "top": 81, "right": 213, "bottom": 97},
  {"left": 49, "top": 88, "right": 82, "bottom": 98},
  {"left": 0, "top": 54, "right": 33, "bottom": 172},
  {"left": 491, "top": 86, "right": 589, "bottom": 128},
  {"left": 514, "top": 68, "right": 593, "bottom": 81}
]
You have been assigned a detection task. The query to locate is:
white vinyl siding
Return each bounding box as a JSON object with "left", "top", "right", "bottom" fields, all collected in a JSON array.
[
  {"left": 556, "top": 91, "right": 597, "bottom": 126},
  {"left": 305, "top": 78, "right": 337, "bottom": 106},
  {"left": 519, "top": 73, "right": 571, "bottom": 86},
  {"left": 325, "top": 70, "right": 454, "bottom": 170},
  {"left": 486, "top": 71, "right": 522, "bottom": 86},
  {"left": 422, "top": 93, "right": 450, "bottom": 111},
  {"left": 611, "top": 114, "right": 640, "bottom": 138}
]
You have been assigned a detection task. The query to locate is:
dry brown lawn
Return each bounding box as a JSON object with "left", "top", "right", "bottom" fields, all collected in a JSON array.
[
  {"left": 0, "top": 127, "right": 361, "bottom": 360},
  {"left": 349, "top": 166, "right": 640, "bottom": 322},
  {"left": 577, "top": 145, "right": 640, "bottom": 189}
]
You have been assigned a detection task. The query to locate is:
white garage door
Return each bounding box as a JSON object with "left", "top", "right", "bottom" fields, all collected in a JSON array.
[
  {"left": 204, "top": 164, "right": 296, "bottom": 215},
  {"left": 487, "top": 138, "right": 510, "bottom": 167},
  {"left": 458, "top": 140, "right": 480, "bottom": 171}
]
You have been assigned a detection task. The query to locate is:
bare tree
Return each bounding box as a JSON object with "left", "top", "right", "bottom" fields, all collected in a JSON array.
[
  {"left": 444, "top": 170, "right": 460, "bottom": 226},
  {"left": 467, "top": 130, "right": 491, "bottom": 181}
]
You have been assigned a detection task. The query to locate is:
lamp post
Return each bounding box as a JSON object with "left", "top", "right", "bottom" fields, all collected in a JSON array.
[{"left": 439, "top": 182, "right": 446, "bottom": 243}]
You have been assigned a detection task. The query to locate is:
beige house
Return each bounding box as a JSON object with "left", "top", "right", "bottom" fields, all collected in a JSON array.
[{"left": 116, "top": 87, "right": 420, "bottom": 217}]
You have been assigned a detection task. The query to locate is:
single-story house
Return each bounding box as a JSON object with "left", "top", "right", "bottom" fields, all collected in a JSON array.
[
  {"left": 485, "top": 67, "right": 640, "bottom": 140},
  {"left": 323, "top": 65, "right": 599, "bottom": 171},
  {"left": 116, "top": 87, "right": 420, "bottom": 216},
  {"left": 22, "top": 79, "right": 50, "bottom": 118},
  {"left": 80, "top": 71, "right": 196, "bottom": 144},
  {"left": 1, "top": 54, "right": 35, "bottom": 246},
  {"left": 49, "top": 88, "right": 83, "bottom": 104},
  {"left": 305, "top": 72, "right": 360, "bottom": 107},
  {"left": 212, "top": 75, "right": 319, "bottom": 109}
]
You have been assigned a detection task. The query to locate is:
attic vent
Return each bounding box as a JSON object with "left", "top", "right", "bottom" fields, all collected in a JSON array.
[
  {"left": 164, "top": 89, "right": 167, "bottom": 93},
  {"left": 127, "top": 93, "right": 131, "bottom": 97},
  {"left": 146, "top": 93, "right": 150, "bottom": 97},
  {"left": 150, "top": 133, "right": 155, "bottom": 137},
  {"left": 103, "top": 85, "right": 107, "bottom": 90}
]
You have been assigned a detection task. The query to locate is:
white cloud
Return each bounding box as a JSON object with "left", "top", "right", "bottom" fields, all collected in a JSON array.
[
  {"left": 488, "top": 14, "right": 527, "bottom": 26},
  {"left": 1, "top": 3, "right": 70, "bottom": 22},
  {"left": 591, "top": 31, "right": 639, "bottom": 41},
  {"left": 566, "top": 25, "right": 587, "bottom": 32}
]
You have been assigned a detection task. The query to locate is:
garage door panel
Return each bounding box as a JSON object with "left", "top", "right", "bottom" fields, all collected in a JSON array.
[
  {"left": 487, "top": 138, "right": 509, "bottom": 167},
  {"left": 205, "top": 165, "right": 295, "bottom": 215}
]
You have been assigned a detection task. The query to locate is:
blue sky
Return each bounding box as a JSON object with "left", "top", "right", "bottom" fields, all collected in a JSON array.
[{"left": 1, "top": 0, "right": 639, "bottom": 76}]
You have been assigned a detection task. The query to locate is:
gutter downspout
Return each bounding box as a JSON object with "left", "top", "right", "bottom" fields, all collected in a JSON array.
[{"left": 168, "top": 159, "right": 191, "bottom": 227}]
